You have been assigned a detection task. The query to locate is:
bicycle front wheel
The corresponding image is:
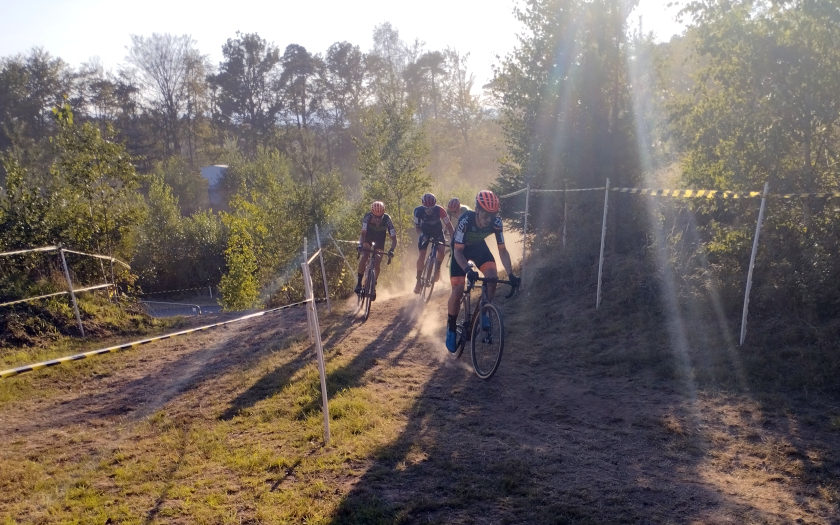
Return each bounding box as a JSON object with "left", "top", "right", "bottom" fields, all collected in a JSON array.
[
  {"left": 362, "top": 270, "right": 374, "bottom": 321},
  {"left": 420, "top": 253, "right": 435, "bottom": 303},
  {"left": 470, "top": 303, "right": 504, "bottom": 379}
]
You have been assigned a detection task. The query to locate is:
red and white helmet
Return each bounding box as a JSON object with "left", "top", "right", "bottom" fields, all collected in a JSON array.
[
  {"left": 475, "top": 190, "right": 500, "bottom": 213},
  {"left": 447, "top": 197, "right": 461, "bottom": 213},
  {"left": 370, "top": 201, "right": 385, "bottom": 217},
  {"left": 421, "top": 192, "right": 436, "bottom": 207}
]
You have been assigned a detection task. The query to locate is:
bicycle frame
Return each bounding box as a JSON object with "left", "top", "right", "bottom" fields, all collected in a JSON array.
[
  {"left": 356, "top": 242, "right": 391, "bottom": 321},
  {"left": 418, "top": 237, "right": 447, "bottom": 303},
  {"left": 453, "top": 261, "right": 517, "bottom": 379}
]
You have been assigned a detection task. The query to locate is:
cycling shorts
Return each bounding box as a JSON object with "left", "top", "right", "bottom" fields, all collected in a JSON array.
[{"left": 450, "top": 241, "right": 496, "bottom": 284}]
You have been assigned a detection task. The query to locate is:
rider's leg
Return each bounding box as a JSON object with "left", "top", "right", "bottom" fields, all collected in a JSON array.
[
  {"left": 479, "top": 262, "right": 499, "bottom": 301},
  {"left": 414, "top": 246, "right": 427, "bottom": 293},
  {"left": 434, "top": 245, "right": 445, "bottom": 281},
  {"left": 371, "top": 252, "right": 382, "bottom": 300},
  {"left": 446, "top": 275, "right": 465, "bottom": 352},
  {"left": 414, "top": 236, "right": 427, "bottom": 293},
  {"left": 477, "top": 261, "right": 498, "bottom": 331},
  {"left": 356, "top": 249, "right": 369, "bottom": 293}
]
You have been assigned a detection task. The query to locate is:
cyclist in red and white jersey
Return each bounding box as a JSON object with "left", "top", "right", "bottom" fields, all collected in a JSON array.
[
  {"left": 355, "top": 200, "right": 397, "bottom": 299},
  {"left": 412, "top": 193, "right": 454, "bottom": 294}
]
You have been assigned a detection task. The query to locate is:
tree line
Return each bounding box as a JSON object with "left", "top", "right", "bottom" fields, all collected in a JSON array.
[
  {"left": 0, "top": 22, "right": 500, "bottom": 315},
  {"left": 3, "top": 0, "right": 840, "bottom": 343}
]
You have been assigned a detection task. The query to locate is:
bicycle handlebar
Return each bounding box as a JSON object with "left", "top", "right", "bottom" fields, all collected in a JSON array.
[
  {"left": 357, "top": 245, "right": 393, "bottom": 264},
  {"left": 465, "top": 261, "right": 519, "bottom": 298}
]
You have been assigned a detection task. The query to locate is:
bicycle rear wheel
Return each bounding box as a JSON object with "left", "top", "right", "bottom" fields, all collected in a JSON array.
[{"left": 470, "top": 303, "right": 504, "bottom": 379}]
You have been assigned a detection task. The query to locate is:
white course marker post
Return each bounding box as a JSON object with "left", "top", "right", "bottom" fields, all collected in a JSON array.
[
  {"left": 59, "top": 247, "right": 85, "bottom": 336},
  {"left": 740, "top": 181, "right": 770, "bottom": 346},
  {"left": 301, "top": 258, "right": 331, "bottom": 444},
  {"left": 562, "top": 181, "right": 568, "bottom": 251},
  {"left": 522, "top": 184, "right": 530, "bottom": 285},
  {"left": 315, "top": 225, "right": 331, "bottom": 313},
  {"left": 596, "top": 178, "right": 610, "bottom": 310},
  {"left": 302, "top": 239, "right": 316, "bottom": 344}
]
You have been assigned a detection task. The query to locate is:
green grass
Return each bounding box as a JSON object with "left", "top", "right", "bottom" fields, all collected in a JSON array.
[{"left": 0, "top": 321, "right": 414, "bottom": 524}]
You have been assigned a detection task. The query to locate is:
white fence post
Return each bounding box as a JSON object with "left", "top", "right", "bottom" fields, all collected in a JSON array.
[
  {"left": 562, "top": 181, "right": 568, "bottom": 251},
  {"left": 301, "top": 259, "right": 331, "bottom": 444},
  {"left": 315, "top": 225, "right": 331, "bottom": 313},
  {"left": 522, "top": 184, "right": 530, "bottom": 284},
  {"left": 59, "top": 248, "right": 85, "bottom": 336},
  {"left": 596, "top": 178, "right": 610, "bottom": 310},
  {"left": 740, "top": 181, "right": 770, "bottom": 346},
  {"left": 302, "top": 240, "right": 316, "bottom": 343}
]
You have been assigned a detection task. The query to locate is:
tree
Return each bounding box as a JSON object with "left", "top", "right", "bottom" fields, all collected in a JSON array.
[
  {"left": 278, "top": 44, "right": 325, "bottom": 185},
  {"left": 152, "top": 156, "right": 208, "bottom": 215},
  {"left": 127, "top": 33, "right": 204, "bottom": 157},
  {"left": 50, "top": 103, "right": 144, "bottom": 260},
  {"left": 207, "top": 32, "right": 282, "bottom": 155},
  {"left": 367, "top": 23, "right": 415, "bottom": 107},
  {"left": 671, "top": 0, "right": 840, "bottom": 316},
  {"left": 0, "top": 49, "right": 69, "bottom": 151},
  {"left": 405, "top": 51, "right": 446, "bottom": 121},
  {"left": 356, "top": 103, "right": 430, "bottom": 233},
  {"left": 218, "top": 212, "right": 260, "bottom": 310},
  {"left": 320, "top": 41, "right": 368, "bottom": 178},
  {"left": 493, "top": 0, "right": 641, "bottom": 242},
  {"left": 132, "top": 175, "right": 184, "bottom": 291}
]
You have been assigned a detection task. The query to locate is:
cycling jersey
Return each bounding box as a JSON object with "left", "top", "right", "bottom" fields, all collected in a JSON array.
[
  {"left": 413, "top": 205, "right": 451, "bottom": 239},
  {"left": 361, "top": 212, "right": 396, "bottom": 248},
  {"left": 452, "top": 210, "right": 504, "bottom": 247},
  {"left": 446, "top": 204, "right": 471, "bottom": 226},
  {"left": 450, "top": 210, "right": 505, "bottom": 278}
]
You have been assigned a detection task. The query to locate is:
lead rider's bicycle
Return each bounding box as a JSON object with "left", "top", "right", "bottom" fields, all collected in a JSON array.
[
  {"left": 356, "top": 242, "right": 392, "bottom": 321},
  {"left": 451, "top": 261, "right": 518, "bottom": 379}
]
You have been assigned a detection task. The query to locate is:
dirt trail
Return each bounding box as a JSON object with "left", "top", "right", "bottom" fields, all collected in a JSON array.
[{"left": 1, "top": 281, "right": 838, "bottom": 523}]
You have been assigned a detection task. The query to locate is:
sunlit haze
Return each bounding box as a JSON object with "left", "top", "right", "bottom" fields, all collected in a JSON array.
[{"left": 0, "top": 0, "right": 686, "bottom": 91}]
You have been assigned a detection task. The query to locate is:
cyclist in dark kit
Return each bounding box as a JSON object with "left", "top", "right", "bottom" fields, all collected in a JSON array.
[
  {"left": 355, "top": 200, "right": 397, "bottom": 300},
  {"left": 412, "top": 192, "right": 454, "bottom": 294},
  {"left": 445, "top": 190, "right": 519, "bottom": 351}
]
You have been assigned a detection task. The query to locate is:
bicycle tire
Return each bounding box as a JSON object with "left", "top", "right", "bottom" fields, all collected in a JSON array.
[
  {"left": 470, "top": 303, "right": 504, "bottom": 379},
  {"left": 420, "top": 251, "right": 435, "bottom": 303},
  {"left": 453, "top": 296, "right": 471, "bottom": 357},
  {"left": 362, "top": 268, "right": 374, "bottom": 321},
  {"left": 425, "top": 247, "right": 438, "bottom": 303}
]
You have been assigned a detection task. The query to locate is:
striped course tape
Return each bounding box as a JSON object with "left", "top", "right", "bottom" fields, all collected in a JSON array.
[
  {"left": 139, "top": 285, "right": 214, "bottom": 296},
  {"left": 0, "top": 300, "right": 309, "bottom": 379},
  {"left": 1, "top": 283, "right": 113, "bottom": 308},
  {"left": 611, "top": 188, "right": 762, "bottom": 199},
  {"left": 770, "top": 192, "right": 840, "bottom": 199},
  {"left": 499, "top": 185, "right": 840, "bottom": 199}
]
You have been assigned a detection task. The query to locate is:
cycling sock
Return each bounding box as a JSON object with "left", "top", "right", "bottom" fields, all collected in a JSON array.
[
  {"left": 447, "top": 314, "right": 457, "bottom": 332},
  {"left": 356, "top": 273, "right": 362, "bottom": 286}
]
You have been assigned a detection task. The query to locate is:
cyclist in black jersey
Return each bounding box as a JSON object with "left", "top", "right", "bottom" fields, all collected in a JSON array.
[
  {"left": 355, "top": 200, "right": 398, "bottom": 299},
  {"left": 445, "top": 190, "right": 520, "bottom": 352},
  {"left": 412, "top": 193, "right": 454, "bottom": 294}
]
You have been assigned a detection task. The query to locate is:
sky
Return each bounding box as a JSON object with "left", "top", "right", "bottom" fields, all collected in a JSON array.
[{"left": 0, "top": 0, "right": 685, "bottom": 90}]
